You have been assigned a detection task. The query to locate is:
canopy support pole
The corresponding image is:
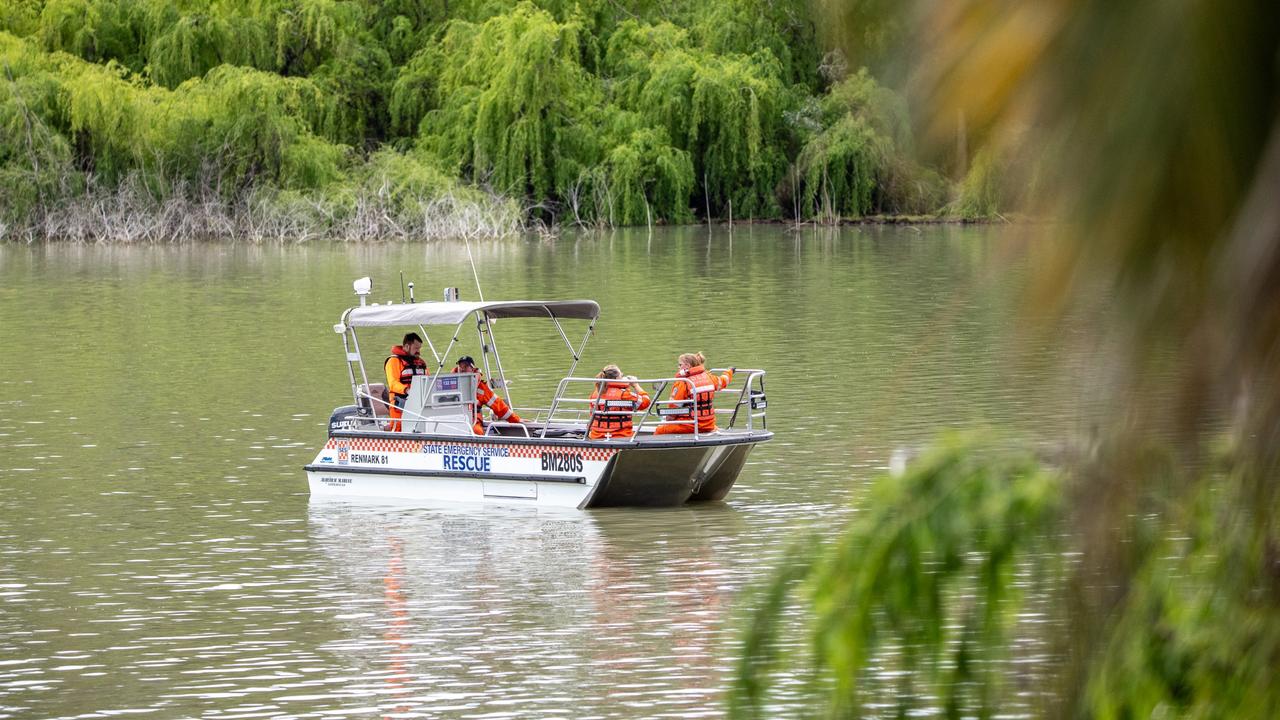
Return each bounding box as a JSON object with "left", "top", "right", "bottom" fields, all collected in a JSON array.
[
  {"left": 484, "top": 315, "right": 514, "bottom": 411},
  {"left": 419, "top": 324, "right": 441, "bottom": 366},
  {"left": 567, "top": 320, "right": 594, "bottom": 381},
  {"left": 340, "top": 310, "right": 361, "bottom": 407},
  {"left": 349, "top": 327, "right": 370, "bottom": 402},
  {"left": 541, "top": 320, "right": 596, "bottom": 438}
]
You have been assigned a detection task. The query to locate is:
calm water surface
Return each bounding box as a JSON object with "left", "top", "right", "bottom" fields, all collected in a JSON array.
[{"left": 0, "top": 226, "right": 1091, "bottom": 718}]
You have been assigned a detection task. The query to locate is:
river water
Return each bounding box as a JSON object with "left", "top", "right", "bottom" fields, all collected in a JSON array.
[{"left": 0, "top": 226, "right": 1091, "bottom": 718}]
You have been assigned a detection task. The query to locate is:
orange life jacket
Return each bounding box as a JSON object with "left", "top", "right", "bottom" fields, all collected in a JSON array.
[
  {"left": 384, "top": 346, "right": 429, "bottom": 407},
  {"left": 589, "top": 382, "right": 652, "bottom": 439},
  {"left": 669, "top": 365, "right": 732, "bottom": 432}
]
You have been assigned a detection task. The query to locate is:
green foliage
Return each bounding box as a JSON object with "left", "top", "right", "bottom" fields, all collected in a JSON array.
[
  {"left": 1085, "top": 450, "right": 1280, "bottom": 720},
  {"left": 692, "top": 0, "right": 820, "bottom": 89},
  {"left": 388, "top": 39, "right": 438, "bottom": 138},
  {"left": 143, "top": 7, "right": 271, "bottom": 88},
  {"left": 412, "top": 3, "right": 595, "bottom": 201},
  {"left": 792, "top": 69, "right": 945, "bottom": 219},
  {"left": 37, "top": 0, "right": 140, "bottom": 66},
  {"left": 0, "top": 32, "right": 79, "bottom": 222},
  {"left": 795, "top": 114, "right": 885, "bottom": 219},
  {"left": 564, "top": 107, "right": 693, "bottom": 225},
  {"left": 594, "top": 124, "right": 693, "bottom": 225},
  {"left": 272, "top": 0, "right": 357, "bottom": 76},
  {"left": 605, "top": 19, "right": 789, "bottom": 219},
  {"left": 0, "top": 33, "right": 345, "bottom": 199},
  {"left": 955, "top": 146, "right": 1009, "bottom": 220},
  {"left": 308, "top": 42, "right": 392, "bottom": 146},
  {"left": 0, "top": 0, "right": 981, "bottom": 233},
  {"left": 0, "top": 0, "right": 43, "bottom": 36},
  {"left": 731, "top": 434, "right": 1063, "bottom": 719},
  {"left": 402, "top": 1, "right": 698, "bottom": 224}
]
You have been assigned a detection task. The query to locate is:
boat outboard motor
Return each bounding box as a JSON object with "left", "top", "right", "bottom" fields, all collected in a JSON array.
[{"left": 328, "top": 405, "right": 364, "bottom": 433}]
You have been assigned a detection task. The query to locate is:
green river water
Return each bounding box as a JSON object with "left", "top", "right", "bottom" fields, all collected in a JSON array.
[{"left": 0, "top": 226, "right": 1092, "bottom": 718}]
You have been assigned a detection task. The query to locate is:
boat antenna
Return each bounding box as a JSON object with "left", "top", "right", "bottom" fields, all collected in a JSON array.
[
  {"left": 464, "top": 238, "right": 485, "bottom": 303},
  {"left": 399, "top": 271, "right": 406, "bottom": 304}
]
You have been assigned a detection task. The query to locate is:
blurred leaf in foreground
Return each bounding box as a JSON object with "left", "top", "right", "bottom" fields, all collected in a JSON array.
[{"left": 733, "top": 1, "right": 1280, "bottom": 717}]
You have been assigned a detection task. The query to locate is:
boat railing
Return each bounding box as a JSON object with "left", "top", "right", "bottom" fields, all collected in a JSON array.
[
  {"left": 347, "top": 370, "right": 766, "bottom": 439},
  {"left": 539, "top": 369, "right": 767, "bottom": 441},
  {"left": 717, "top": 368, "right": 768, "bottom": 431}
]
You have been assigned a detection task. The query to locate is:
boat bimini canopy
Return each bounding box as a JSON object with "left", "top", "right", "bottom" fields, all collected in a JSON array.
[
  {"left": 343, "top": 300, "right": 599, "bottom": 327},
  {"left": 335, "top": 297, "right": 600, "bottom": 420}
]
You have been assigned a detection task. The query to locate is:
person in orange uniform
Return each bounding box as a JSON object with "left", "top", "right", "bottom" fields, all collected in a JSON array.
[
  {"left": 453, "top": 356, "right": 522, "bottom": 435},
  {"left": 384, "top": 332, "right": 429, "bottom": 431},
  {"left": 588, "top": 365, "right": 652, "bottom": 440},
  {"left": 655, "top": 352, "right": 734, "bottom": 435}
]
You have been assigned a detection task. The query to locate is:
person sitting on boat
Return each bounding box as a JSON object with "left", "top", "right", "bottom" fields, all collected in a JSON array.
[
  {"left": 655, "top": 352, "right": 734, "bottom": 435},
  {"left": 588, "top": 365, "right": 652, "bottom": 440},
  {"left": 384, "top": 332, "right": 429, "bottom": 432},
  {"left": 452, "top": 355, "right": 522, "bottom": 434}
]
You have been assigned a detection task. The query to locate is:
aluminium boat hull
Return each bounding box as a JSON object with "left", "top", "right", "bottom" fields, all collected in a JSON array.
[{"left": 304, "top": 430, "right": 770, "bottom": 508}]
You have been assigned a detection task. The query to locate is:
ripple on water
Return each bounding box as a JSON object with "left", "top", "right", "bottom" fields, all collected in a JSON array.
[{"left": 0, "top": 230, "right": 1083, "bottom": 718}]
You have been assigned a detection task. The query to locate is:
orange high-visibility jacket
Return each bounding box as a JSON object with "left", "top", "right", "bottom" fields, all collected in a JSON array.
[
  {"left": 668, "top": 365, "right": 733, "bottom": 432},
  {"left": 385, "top": 346, "right": 429, "bottom": 406},
  {"left": 588, "top": 382, "right": 652, "bottom": 439}
]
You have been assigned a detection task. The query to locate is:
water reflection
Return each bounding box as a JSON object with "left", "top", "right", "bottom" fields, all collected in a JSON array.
[
  {"left": 302, "top": 500, "right": 745, "bottom": 718},
  {"left": 0, "top": 226, "right": 1090, "bottom": 718}
]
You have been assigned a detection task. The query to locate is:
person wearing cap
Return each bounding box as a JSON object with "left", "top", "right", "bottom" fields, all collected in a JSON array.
[
  {"left": 655, "top": 352, "right": 734, "bottom": 435},
  {"left": 384, "top": 332, "right": 429, "bottom": 431},
  {"left": 588, "top": 365, "right": 651, "bottom": 440},
  {"left": 452, "top": 356, "right": 522, "bottom": 434}
]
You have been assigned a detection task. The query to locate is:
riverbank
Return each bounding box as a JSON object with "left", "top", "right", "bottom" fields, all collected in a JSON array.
[
  {"left": 0, "top": 183, "right": 525, "bottom": 244},
  {"left": 1, "top": 4, "right": 1021, "bottom": 241},
  {"left": 1, "top": 194, "right": 1011, "bottom": 244}
]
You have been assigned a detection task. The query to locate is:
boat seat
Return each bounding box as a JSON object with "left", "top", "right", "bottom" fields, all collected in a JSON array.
[
  {"left": 357, "top": 383, "right": 389, "bottom": 417},
  {"left": 537, "top": 426, "right": 585, "bottom": 439}
]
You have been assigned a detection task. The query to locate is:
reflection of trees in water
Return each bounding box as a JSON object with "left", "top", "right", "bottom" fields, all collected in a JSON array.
[
  {"left": 308, "top": 502, "right": 746, "bottom": 715},
  {"left": 587, "top": 507, "right": 741, "bottom": 703},
  {"left": 307, "top": 504, "right": 597, "bottom": 714}
]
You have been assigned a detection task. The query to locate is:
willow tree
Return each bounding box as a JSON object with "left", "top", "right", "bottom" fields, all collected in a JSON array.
[
  {"left": 306, "top": 42, "right": 392, "bottom": 147},
  {"left": 560, "top": 107, "right": 693, "bottom": 226},
  {"left": 605, "top": 19, "right": 790, "bottom": 219},
  {"left": 790, "top": 69, "right": 944, "bottom": 219},
  {"left": 732, "top": 436, "right": 1063, "bottom": 718},
  {"left": 410, "top": 3, "right": 599, "bottom": 205},
  {"left": 160, "top": 65, "right": 347, "bottom": 191},
  {"left": 142, "top": 5, "right": 272, "bottom": 88},
  {"left": 691, "top": 0, "right": 820, "bottom": 90},
  {"left": 36, "top": 0, "right": 140, "bottom": 66},
  {"left": 0, "top": 0, "right": 42, "bottom": 36},
  {"left": 0, "top": 31, "right": 79, "bottom": 223},
  {"left": 50, "top": 51, "right": 344, "bottom": 193}
]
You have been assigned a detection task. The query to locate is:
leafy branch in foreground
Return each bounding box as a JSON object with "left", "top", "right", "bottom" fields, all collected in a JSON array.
[{"left": 731, "top": 434, "right": 1063, "bottom": 719}]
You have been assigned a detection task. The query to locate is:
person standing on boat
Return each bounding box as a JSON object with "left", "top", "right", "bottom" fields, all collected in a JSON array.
[
  {"left": 588, "top": 365, "right": 652, "bottom": 440},
  {"left": 655, "top": 352, "right": 734, "bottom": 435},
  {"left": 384, "top": 333, "right": 429, "bottom": 432},
  {"left": 453, "top": 356, "right": 522, "bottom": 434}
]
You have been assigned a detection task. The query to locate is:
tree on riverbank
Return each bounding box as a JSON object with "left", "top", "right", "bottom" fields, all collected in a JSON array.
[
  {"left": 732, "top": 0, "right": 1280, "bottom": 717},
  {"left": 1, "top": 0, "right": 998, "bottom": 241}
]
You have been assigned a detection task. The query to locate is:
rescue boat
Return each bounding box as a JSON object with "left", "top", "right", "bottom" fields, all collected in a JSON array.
[{"left": 304, "top": 279, "right": 772, "bottom": 508}]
